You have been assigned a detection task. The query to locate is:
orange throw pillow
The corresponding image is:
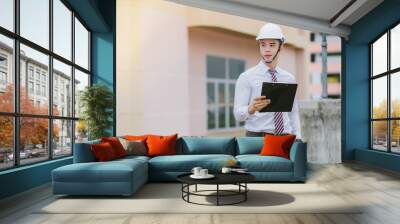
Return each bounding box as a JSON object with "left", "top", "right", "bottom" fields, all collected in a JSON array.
[
  {"left": 146, "top": 134, "right": 178, "bottom": 157},
  {"left": 259, "top": 134, "right": 296, "bottom": 159},
  {"left": 124, "top": 135, "right": 151, "bottom": 150},
  {"left": 101, "top": 137, "right": 127, "bottom": 158},
  {"left": 124, "top": 135, "right": 149, "bottom": 141},
  {"left": 91, "top": 142, "right": 117, "bottom": 161}
]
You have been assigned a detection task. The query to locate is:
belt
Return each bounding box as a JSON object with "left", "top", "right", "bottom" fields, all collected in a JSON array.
[{"left": 246, "top": 130, "right": 290, "bottom": 137}]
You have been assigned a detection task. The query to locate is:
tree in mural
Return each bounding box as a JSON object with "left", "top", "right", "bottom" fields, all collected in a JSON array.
[
  {"left": 76, "top": 119, "right": 88, "bottom": 142},
  {"left": 392, "top": 99, "right": 400, "bottom": 143},
  {"left": 0, "top": 85, "right": 14, "bottom": 151},
  {"left": 0, "top": 116, "right": 13, "bottom": 150},
  {"left": 372, "top": 99, "right": 400, "bottom": 144},
  {"left": 372, "top": 100, "right": 388, "bottom": 140},
  {"left": 0, "top": 84, "right": 59, "bottom": 153}
]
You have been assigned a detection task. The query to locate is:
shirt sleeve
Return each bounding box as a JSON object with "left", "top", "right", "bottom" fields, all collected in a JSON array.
[{"left": 233, "top": 76, "right": 253, "bottom": 122}]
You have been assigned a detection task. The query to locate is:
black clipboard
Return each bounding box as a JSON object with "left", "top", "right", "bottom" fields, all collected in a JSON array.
[{"left": 260, "top": 82, "right": 297, "bottom": 112}]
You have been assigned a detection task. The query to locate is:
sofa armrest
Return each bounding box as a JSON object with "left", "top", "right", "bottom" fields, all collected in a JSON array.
[
  {"left": 73, "top": 141, "right": 99, "bottom": 163},
  {"left": 289, "top": 140, "right": 307, "bottom": 181}
]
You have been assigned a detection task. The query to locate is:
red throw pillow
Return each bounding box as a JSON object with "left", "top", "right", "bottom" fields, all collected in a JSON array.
[
  {"left": 91, "top": 142, "right": 117, "bottom": 161},
  {"left": 259, "top": 134, "right": 296, "bottom": 159},
  {"left": 146, "top": 134, "right": 178, "bottom": 157},
  {"left": 101, "top": 137, "right": 127, "bottom": 158}
]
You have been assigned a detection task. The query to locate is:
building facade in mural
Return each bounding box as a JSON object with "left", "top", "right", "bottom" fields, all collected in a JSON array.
[{"left": 0, "top": 41, "right": 78, "bottom": 164}]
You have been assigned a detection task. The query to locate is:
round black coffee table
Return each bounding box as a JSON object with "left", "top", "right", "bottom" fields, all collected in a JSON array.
[{"left": 177, "top": 173, "right": 255, "bottom": 206}]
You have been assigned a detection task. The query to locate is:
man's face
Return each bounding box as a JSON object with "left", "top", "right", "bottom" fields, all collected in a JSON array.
[{"left": 258, "top": 39, "right": 281, "bottom": 62}]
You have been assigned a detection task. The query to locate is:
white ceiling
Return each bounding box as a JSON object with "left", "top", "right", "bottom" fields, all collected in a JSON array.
[
  {"left": 166, "top": 0, "right": 384, "bottom": 38},
  {"left": 228, "top": 0, "right": 353, "bottom": 22}
]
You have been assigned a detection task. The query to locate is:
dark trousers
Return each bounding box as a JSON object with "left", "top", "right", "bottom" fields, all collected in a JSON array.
[
  {"left": 245, "top": 131, "right": 290, "bottom": 137},
  {"left": 245, "top": 131, "right": 267, "bottom": 137}
]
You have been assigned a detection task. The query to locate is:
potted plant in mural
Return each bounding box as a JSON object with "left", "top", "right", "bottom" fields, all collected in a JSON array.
[{"left": 79, "top": 84, "right": 114, "bottom": 140}]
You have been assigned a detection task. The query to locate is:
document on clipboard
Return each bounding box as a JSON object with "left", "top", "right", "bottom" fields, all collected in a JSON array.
[{"left": 260, "top": 82, "right": 297, "bottom": 112}]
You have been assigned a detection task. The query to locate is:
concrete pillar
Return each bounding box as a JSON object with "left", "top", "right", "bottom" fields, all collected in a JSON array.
[{"left": 299, "top": 99, "right": 341, "bottom": 163}]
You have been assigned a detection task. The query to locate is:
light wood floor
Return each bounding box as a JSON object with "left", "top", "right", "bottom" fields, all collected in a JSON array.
[{"left": 1, "top": 162, "right": 400, "bottom": 224}]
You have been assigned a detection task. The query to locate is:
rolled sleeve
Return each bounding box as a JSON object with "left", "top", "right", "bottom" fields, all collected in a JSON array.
[
  {"left": 234, "top": 76, "right": 253, "bottom": 122},
  {"left": 235, "top": 105, "right": 251, "bottom": 122}
]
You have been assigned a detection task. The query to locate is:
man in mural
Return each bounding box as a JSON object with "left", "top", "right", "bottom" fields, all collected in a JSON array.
[{"left": 233, "top": 23, "right": 301, "bottom": 139}]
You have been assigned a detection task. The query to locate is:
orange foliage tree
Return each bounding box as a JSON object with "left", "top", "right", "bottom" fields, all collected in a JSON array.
[
  {"left": 372, "top": 100, "right": 387, "bottom": 139},
  {"left": 372, "top": 99, "right": 400, "bottom": 142},
  {"left": 0, "top": 85, "right": 13, "bottom": 150},
  {"left": 0, "top": 84, "right": 59, "bottom": 151}
]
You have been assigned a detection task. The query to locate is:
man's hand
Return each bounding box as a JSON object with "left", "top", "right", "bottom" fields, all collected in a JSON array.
[{"left": 248, "top": 96, "right": 271, "bottom": 114}]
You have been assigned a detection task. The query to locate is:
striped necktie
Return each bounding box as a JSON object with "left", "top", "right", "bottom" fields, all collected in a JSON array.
[{"left": 269, "top": 69, "right": 284, "bottom": 135}]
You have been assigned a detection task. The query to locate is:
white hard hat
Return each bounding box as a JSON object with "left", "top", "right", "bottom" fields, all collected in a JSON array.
[{"left": 256, "top": 23, "right": 285, "bottom": 43}]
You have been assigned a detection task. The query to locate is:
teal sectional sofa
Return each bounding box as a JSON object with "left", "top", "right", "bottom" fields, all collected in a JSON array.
[{"left": 52, "top": 136, "right": 307, "bottom": 196}]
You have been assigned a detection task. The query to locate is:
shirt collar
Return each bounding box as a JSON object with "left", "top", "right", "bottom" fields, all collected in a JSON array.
[{"left": 256, "top": 60, "right": 282, "bottom": 75}]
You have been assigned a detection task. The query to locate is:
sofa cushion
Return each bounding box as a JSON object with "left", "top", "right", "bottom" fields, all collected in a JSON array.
[
  {"left": 177, "top": 137, "right": 236, "bottom": 155},
  {"left": 114, "top": 155, "right": 150, "bottom": 164},
  {"left": 74, "top": 139, "right": 100, "bottom": 163},
  {"left": 53, "top": 158, "right": 147, "bottom": 183},
  {"left": 260, "top": 134, "right": 296, "bottom": 159},
  {"left": 147, "top": 134, "right": 178, "bottom": 157},
  {"left": 124, "top": 135, "right": 150, "bottom": 150},
  {"left": 91, "top": 142, "right": 118, "bottom": 161},
  {"left": 236, "top": 155, "right": 293, "bottom": 172},
  {"left": 124, "top": 135, "right": 149, "bottom": 142},
  {"left": 236, "top": 137, "right": 263, "bottom": 155},
  {"left": 148, "top": 154, "right": 235, "bottom": 172},
  {"left": 118, "top": 138, "right": 147, "bottom": 156},
  {"left": 101, "top": 137, "right": 127, "bottom": 158}
]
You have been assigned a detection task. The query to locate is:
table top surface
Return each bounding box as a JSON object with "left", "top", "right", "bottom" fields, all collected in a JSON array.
[{"left": 177, "top": 172, "right": 255, "bottom": 184}]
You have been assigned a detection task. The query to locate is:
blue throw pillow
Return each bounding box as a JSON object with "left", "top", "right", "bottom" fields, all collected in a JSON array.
[
  {"left": 236, "top": 137, "right": 264, "bottom": 155},
  {"left": 178, "top": 136, "right": 236, "bottom": 155}
]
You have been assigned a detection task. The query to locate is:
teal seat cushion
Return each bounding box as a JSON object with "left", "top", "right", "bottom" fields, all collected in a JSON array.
[
  {"left": 236, "top": 155, "right": 293, "bottom": 172},
  {"left": 236, "top": 137, "right": 264, "bottom": 155},
  {"left": 177, "top": 137, "right": 236, "bottom": 155},
  {"left": 149, "top": 154, "right": 235, "bottom": 172},
  {"left": 115, "top": 155, "right": 150, "bottom": 163},
  {"left": 53, "top": 159, "right": 147, "bottom": 183}
]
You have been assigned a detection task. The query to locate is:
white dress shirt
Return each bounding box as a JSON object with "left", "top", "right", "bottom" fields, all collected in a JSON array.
[{"left": 233, "top": 60, "right": 302, "bottom": 139}]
